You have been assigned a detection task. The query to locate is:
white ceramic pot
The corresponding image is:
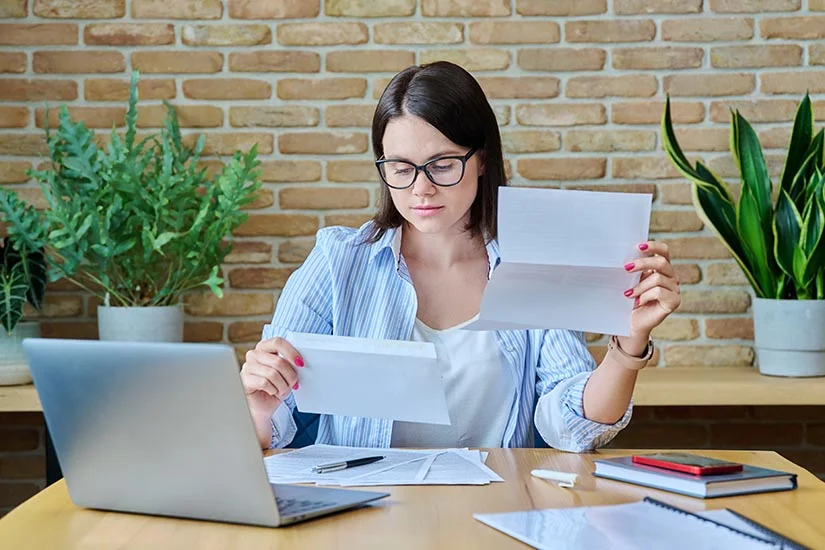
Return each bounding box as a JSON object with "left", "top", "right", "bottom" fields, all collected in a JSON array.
[
  {"left": 0, "top": 321, "right": 40, "bottom": 385},
  {"left": 98, "top": 304, "right": 184, "bottom": 343},
  {"left": 752, "top": 297, "right": 825, "bottom": 377}
]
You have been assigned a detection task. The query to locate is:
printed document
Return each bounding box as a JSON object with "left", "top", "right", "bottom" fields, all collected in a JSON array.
[
  {"left": 265, "top": 444, "right": 504, "bottom": 486},
  {"left": 287, "top": 332, "right": 451, "bottom": 425},
  {"left": 466, "top": 187, "right": 652, "bottom": 336}
]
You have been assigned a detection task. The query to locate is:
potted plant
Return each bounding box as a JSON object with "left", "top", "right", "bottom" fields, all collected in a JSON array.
[
  {"left": 19, "top": 71, "right": 262, "bottom": 342},
  {"left": 0, "top": 190, "right": 48, "bottom": 384},
  {"left": 662, "top": 94, "right": 825, "bottom": 377}
]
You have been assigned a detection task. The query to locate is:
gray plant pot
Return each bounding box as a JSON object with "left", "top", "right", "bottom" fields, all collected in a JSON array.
[
  {"left": 98, "top": 304, "right": 184, "bottom": 343},
  {"left": 0, "top": 321, "right": 40, "bottom": 385},
  {"left": 753, "top": 297, "right": 825, "bottom": 377}
]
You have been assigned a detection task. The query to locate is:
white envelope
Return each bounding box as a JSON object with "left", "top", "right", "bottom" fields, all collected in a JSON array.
[
  {"left": 466, "top": 187, "right": 652, "bottom": 336},
  {"left": 286, "top": 332, "right": 451, "bottom": 425}
]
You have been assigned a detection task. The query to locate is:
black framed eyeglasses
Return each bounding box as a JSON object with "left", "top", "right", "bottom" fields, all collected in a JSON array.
[{"left": 375, "top": 147, "right": 478, "bottom": 190}]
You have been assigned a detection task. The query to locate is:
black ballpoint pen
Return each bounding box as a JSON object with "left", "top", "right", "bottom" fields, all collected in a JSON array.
[{"left": 311, "top": 455, "right": 385, "bottom": 474}]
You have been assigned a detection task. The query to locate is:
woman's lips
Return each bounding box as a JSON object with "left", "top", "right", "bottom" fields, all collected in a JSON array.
[{"left": 412, "top": 206, "right": 443, "bottom": 217}]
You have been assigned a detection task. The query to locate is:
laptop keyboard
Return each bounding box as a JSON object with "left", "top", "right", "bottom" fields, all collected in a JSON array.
[{"left": 276, "top": 496, "right": 336, "bottom": 517}]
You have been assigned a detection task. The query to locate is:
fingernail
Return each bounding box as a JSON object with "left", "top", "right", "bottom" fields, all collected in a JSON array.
[
  {"left": 295, "top": 356, "right": 304, "bottom": 367},
  {"left": 624, "top": 262, "right": 635, "bottom": 271},
  {"left": 635, "top": 297, "right": 640, "bottom": 306},
  {"left": 638, "top": 243, "right": 649, "bottom": 251},
  {"left": 292, "top": 383, "right": 300, "bottom": 390},
  {"left": 624, "top": 289, "right": 633, "bottom": 297}
]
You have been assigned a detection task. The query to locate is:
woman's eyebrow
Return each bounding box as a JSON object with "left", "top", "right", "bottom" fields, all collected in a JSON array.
[{"left": 384, "top": 150, "right": 463, "bottom": 162}]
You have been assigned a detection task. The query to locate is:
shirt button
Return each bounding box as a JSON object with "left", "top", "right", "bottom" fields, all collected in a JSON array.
[{"left": 505, "top": 345, "right": 514, "bottom": 352}]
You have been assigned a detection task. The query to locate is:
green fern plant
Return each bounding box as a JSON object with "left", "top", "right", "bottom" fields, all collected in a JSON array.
[
  {"left": 0, "top": 189, "right": 48, "bottom": 335},
  {"left": 662, "top": 94, "right": 825, "bottom": 300},
  {"left": 1, "top": 70, "right": 262, "bottom": 309}
]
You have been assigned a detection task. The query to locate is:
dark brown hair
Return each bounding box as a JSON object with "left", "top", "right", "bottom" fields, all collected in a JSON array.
[{"left": 366, "top": 61, "right": 507, "bottom": 243}]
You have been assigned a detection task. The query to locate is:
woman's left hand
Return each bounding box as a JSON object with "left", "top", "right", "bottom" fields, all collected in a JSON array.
[{"left": 623, "top": 241, "right": 681, "bottom": 340}]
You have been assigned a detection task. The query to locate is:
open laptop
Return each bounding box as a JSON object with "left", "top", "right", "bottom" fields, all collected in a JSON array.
[{"left": 22, "top": 338, "right": 389, "bottom": 527}]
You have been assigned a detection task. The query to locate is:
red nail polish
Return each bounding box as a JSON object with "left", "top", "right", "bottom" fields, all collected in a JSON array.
[
  {"left": 624, "top": 262, "right": 635, "bottom": 271},
  {"left": 295, "top": 356, "right": 304, "bottom": 367},
  {"left": 638, "top": 243, "right": 649, "bottom": 251},
  {"left": 292, "top": 383, "right": 300, "bottom": 390},
  {"left": 635, "top": 297, "right": 640, "bottom": 306},
  {"left": 624, "top": 289, "right": 633, "bottom": 297}
]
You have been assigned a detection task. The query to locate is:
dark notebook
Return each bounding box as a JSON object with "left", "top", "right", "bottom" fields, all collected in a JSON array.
[{"left": 593, "top": 456, "right": 797, "bottom": 499}]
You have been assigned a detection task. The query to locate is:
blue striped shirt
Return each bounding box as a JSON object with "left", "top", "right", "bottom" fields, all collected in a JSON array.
[{"left": 263, "top": 222, "right": 633, "bottom": 451}]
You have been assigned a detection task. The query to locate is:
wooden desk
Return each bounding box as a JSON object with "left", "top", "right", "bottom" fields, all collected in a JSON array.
[{"left": 0, "top": 449, "right": 823, "bottom": 549}]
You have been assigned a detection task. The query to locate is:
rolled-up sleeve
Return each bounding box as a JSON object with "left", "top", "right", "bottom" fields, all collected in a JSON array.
[
  {"left": 533, "top": 330, "right": 633, "bottom": 453},
  {"left": 260, "top": 229, "right": 335, "bottom": 449}
]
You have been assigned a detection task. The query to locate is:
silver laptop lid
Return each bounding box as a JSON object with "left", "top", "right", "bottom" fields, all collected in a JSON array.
[{"left": 23, "top": 338, "right": 282, "bottom": 527}]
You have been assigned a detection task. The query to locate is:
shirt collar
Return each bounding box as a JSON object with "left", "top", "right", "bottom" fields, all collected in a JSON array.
[{"left": 367, "top": 224, "right": 502, "bottom": 279}]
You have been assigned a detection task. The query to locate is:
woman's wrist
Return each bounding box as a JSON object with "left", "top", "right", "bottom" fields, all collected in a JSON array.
[{"left": 616, "top": 333, "right": 651, "bottom": 358}]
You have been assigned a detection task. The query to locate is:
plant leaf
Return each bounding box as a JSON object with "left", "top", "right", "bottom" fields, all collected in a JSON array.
[
  {"left": 781, "top": 93, "right": 814, "bottom": 196},
  {"left": 773, "top": 188, "right": 803, "bottom": 281},
  {"left": 0, "top": 265, "right": 27, "bottom": 334},
  {"left": 737, "top": 185, "right": 775, "bottom": 297}
]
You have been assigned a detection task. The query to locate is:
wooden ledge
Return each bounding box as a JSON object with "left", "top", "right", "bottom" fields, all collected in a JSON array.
[
  {"left": 1, "top": 366, "right": 825, "bottom": 413},
  {"left": 634, "top": 366, "right": 825, "bottom": 406}
]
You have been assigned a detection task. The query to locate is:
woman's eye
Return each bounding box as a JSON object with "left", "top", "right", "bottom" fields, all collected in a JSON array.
[
  {"left": 430, "top": 163, "right": 452, "bottom": 172},
  {"left": 394, "top": 167, "right": 412, "bottom": 175}
]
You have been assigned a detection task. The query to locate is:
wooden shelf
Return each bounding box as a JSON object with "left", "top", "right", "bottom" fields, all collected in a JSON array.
[
  {"left": 634, "top": 366, "right": 825, "bottom": 406},
  {"left": 1, "top": 367, "right": 824, "bottom": 413},
  {"left": 0, "top": 383, "right": 40, "bottom": 412}
]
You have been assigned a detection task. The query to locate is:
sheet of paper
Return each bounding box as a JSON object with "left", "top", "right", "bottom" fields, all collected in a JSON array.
[
  {"left": 474, "top": 500, "right": 776, "bottom": 550},
  {"left": 264, "top": 445, "right": 503, "bottom": 487},
  {"left": 287, "top": 332, "right": 451, "bottom": 425},
  {"left": 466, "top": 187, "right": 652, "bottom": 336}
]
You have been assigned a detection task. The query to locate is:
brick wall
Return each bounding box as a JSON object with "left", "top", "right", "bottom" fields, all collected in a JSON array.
[{"left": 1, "top": 0, "right": 824, "bottom": 514}]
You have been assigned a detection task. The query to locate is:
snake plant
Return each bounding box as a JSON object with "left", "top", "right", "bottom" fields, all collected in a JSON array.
[{"left": 662, "top": 94, "right": 825, "bottom": 300}]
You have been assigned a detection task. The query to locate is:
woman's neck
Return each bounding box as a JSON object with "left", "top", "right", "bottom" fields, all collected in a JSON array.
[{"left": 400, "top": 221, "right": 486, "bottom": 270}]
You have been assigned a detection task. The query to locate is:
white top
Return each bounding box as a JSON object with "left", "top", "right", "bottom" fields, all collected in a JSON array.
[{"left": 390, "top": 315, "right": 516, "bottom": 448}]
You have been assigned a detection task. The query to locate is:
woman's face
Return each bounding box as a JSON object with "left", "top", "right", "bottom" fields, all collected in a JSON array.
[{"left": 381, "top": 115, "right": 483, "bottom": 236}]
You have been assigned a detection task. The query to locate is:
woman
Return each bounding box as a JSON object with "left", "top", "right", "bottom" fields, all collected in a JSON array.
[{"left": 241, "top": 61, "right": 680, "bottom": 452}]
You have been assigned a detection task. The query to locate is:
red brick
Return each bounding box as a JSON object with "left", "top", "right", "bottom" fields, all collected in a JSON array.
[
  {"left": 182, "top": 133, "right": 273, "bottom": 155},
  {"left": 517, "top": 48, "right": 605, "bottom": 71},
  {"left": 762, "top": 71, "right": 825, "bottom": 94},
  {"left": 517, "top": 158, "right": 606, "bottom": 181},
  {"left": 613, "top": 101, "right": 704, "bottom": 124},
  {"left": 327, "top": 161, "right": 379, "bottom": 183},
  {"left": 234, "top": 214, "right": 318, "bottom": 237},
  {"left": 183, "top": 322, "right": 223, "bottom": 343},
  {"left": 183, "top": 78, "right": 271, "bottom": 100},
  {"left": 419, "top": 49, "right": 510, "bottom": 72},
  {"left": 35, "top": 0, "right": 124, "bottom": 18},
  {"left": 502, "top": 130, "right": 561, "bottom": 153},
  {"left": 664, "top": 73, "right": 755, "bottom": 96},
  {"left": 668, "top": 237, "right": 732, "bottom": 259},
  {"left": 760, "top": 16, "right": 825, "bottom": 39},
  {"left": 0, "top": 53, "right": 26, "bottom": 73},
  {"left": 327, "top": 50, "right": 414, "bottom": 73},
  {"left": 36, "top": 106, "right": 125, "bottom": 129},
  {"left": 0, "top": 0, "right": 26, "bottom": 17},
  {"left": 84, "top": 23, "right": 174, "bottom": 46},
  {"left": 710, "top": 100, "right": 798, "bottom": 123},
  {"left": 326, "top": 0, "right": 414, "bottom": 16},
  {"left": 132, "top": 51, "right": 222, "bottom": 74},
  {"left": 516, "top": 104, "right": 605, "bottom": 126},
  {"left": 565, "top": 130, "right": 655, "bottom": 152},
  {"left": 278, "top": 237, "right": 315, "bottom": 263},
  {"left": 184, "top": 293, "right": 274, "bottom": 317},
  {"left": 422, "top": 0, "right": 510, "bottom": 16},
  {"left": 132, "top": 0, "right": 222, "bottom": 18},
  {"left": 259, "top": 161, "right": 321, "bottom": 182},
  {"left": 649, "top": 210, "right": 703, "bottom": 232},
  {"left": 679, "top": 290, "right": 750, "bottom": 313},
  {"left": 0, "top": 162, "right": 32, "bottom": 184},
  {"left": 613, "top": 157, "right": 683, "bottom": 179},
  {"left": 478, "top": 77, "right": 559, "bottom": 99},
  {"left": 228, "top": 321, "right": 268, "bottom": 343},
  {"left": 280, "top": 187, "right": 370, "bottom": 210},
  {"left": 230, "top": 106, "right": 319, "bottom": 128},
  {"left": 706, "top": 317, "right": 754, "bottom": 339},
  {"left": 0, "top": 135, "right": 47, "bottom": 156},
  {"left": 662, "top": 17, "right": 754, "bottom": 41},
  {"left": 325, "top": 105, "right": 374, "bottom": 128},
  {"left": 567, "top": 75, "right": 657, "bottom": 98},
  {"left": 84, "top": 78, "right": 175, "bottom": 101},
  {"left": 374, "top": 22, "right": 463, "bottom": 45},
  {"left": 228, "top": 51, "right": 320, "bottom": 73},
  {"left": 277, "top": 22, "right": 368, "bottom": 46},
  {"left": 0, "top": 24, "right": 77, "bottom": 45},
  {"left": 612, "top": 47, "right": 704, "bottom": 70},
  {"left": 279, "top": 132, "right": 369, "bottom": 155},
  {"left": 182, "top": 24, "right": 270, "bottom": 46},
  {"left": 711, "top": 45, "right": 802, "bottom": 68},
  {"left": 0, "top": 107, "right": 28, "bottom": 128},
  {"left": 229, "top": 0, "right": 319, "bottom": 18},
  {"left": 137, "top": 105, "right": 223, "bottom": 128},
  {"left": 711, "top": 0, "right": 801, "bottom": 12},
  {"left": 278, "top": 78, "right": 366, "bottom": 100},
  {"left": 670, "top": 128, "right": 730, "bottom": 152},
  {"left": 33, "top": 51, "right": 124, "bottom": 74},
  {"left": 325, "top": 214, "right": 373, "bottom": 228},
  {"left": 705, "top": 263, "right": 748, "bottom": 285},
  {"left": 469, "top": 21, "right": 560, "bottom": 44},
  {"left": 229, "top": 268, "right": 295, "bottom": 289},
  {"left": 673, "top": 263, "right": 701, "bottom": 284},
  {"left": 615, "top": 0, "right": 702, "bottom": 13},
  {"left": 566, "top": 20, "right": 655, "bottom": 43},
  {"left": 517, "top": 0, "right": 606, "bottom": 15},
  {"left": 224, "top": 241, "right": 272, "bottom": 264},
  {"left": 664, "top": 345, "right": 754, "bottom": 366}
]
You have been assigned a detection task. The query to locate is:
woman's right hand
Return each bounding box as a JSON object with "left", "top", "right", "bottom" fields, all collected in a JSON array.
[{"left": 241, "top": 337, "right": 304, "bottom": 418}]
